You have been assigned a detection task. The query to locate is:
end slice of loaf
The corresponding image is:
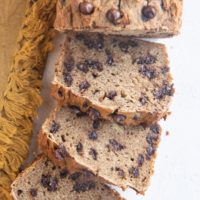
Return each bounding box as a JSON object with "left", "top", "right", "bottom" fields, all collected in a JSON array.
[
  {"left": 38, "top": 106, "right": 162, "bottom": 193},
  {"left": 54, "top": 0, "right": 183, "bottom": 38},
  {"left": 11, "top": 156, "right": 123, "bottom": 200},
  {"left": 52, "top": 32, "right": 174, "bottom": 126}
]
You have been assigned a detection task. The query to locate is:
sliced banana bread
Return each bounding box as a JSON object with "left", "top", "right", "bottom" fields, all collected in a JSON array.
[
  {"left": 55, "top": 0, "right": 183, "bottom": 38},
  {"left": 52, "top": 32, "right": 174, "bottom": 126},
  {"left": 11, "top": 156, "right": 123, "bottom": 200},
  {"left": 38, "top": 106, "right": 162, "bottom": 193}
]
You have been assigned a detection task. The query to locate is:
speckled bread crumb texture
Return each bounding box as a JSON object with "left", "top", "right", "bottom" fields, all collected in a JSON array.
[
  {"left": 11, "top": 156, "right": 124, "bottom": 200},
  {"left": 38, "top": 106, "right": 162, "bottom": 193},
  {"left": 51, "top": 32, "right": 174, "bottom": 126}
]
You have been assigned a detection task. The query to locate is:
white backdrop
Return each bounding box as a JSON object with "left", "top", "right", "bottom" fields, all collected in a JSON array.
[{"left": 33, "top": 1, "right": 200, "bottom": 199}]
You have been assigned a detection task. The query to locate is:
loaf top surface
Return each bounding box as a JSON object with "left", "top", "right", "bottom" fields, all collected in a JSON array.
[
  {"left": 53, "top": 32, "right": 174, "bottom": 125},
  {"left": 11, "top": 156, "right": 123, "bottom": 200},
  {"left": 55, "top": 0, "right": 183, "bottom": 37},
  {"left": 41, "top": 106, "right": 162, "bottom": 193}
]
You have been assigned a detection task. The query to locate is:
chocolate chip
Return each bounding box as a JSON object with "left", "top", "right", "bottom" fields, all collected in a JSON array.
[
  {"left": 88, "top": 130, "right": 98, "bottom": 140},
  {"left": 70, "top": 106, "right": 86, "bottom": 117},
  {"left": 115, "top": 168, "right": 125, "bottom": 179},
  {"left": 60, "top": 169, "right": 68, "bottom": 178},
  {"left": 92, "top": 119, "right": 100, "bottom": 129},
  {"left": 112, "top": 114, "right": 126, "bottom": 125},
  {"left": 150, "top": 124, "right": 160, "bottom": 134},
  {"left": 107, "top": 90, "right": 117, "bottom": 100},
  {"left": 139, "top": 95, "right": 148, "bottom": 105},
  {"left": 30, "top": 188, "right": 37, "bottom": 197},
  {"left": 85, "top": 59, "right": 103, "bottom": 72},
  {"left": 139, "top": 65, "right": 157, "bottom": 80},
  {"left": 64, "top": 58, "right": 74, "bottom": 72},
  {"left": 83, "top": 35, "right": 104, "bottom": 50},
  {"left": 77, "top": 62, "right": 89, "bottom": 73},
  {"left": 109, "top": 139, "right": 125, "bottom": 151},
  {"left": 136, "top": 55, "right": 156, "bottom": 65},
  {"left": 89, "top": 148, "right": 97, "bottom": 160},
  {"left": 89, "top": 108, "right": 100, "bottom": 120},
  {"left": 118, "top": 41, "right": 129, "bottom": 52},
  {"left": 137, "top": 154, "right": 144, "bottom": 167},
  {"left": 153, "top": 83, "right": 174, "bottom": 99},
  {"left": 73, "top": 181, "right": 96, "bottom": 193},
  {"left": 47, "top": 177, "right": 58, "bottom": 192},
  {"left": 105, "top": 49, "right": 114, "bottom": 65},
  {"left": 17, "top": 190, "right": 23, "bottom": 196},
  {"left": 61, "top": 135, "right": 66, "bottom": 142},
  {"left": 76, "top": 142, "right": 83, "bottom": 154},
  {"left": 50, "top": 121, "right": 60, "bottom": 134},
  {"left": 84, "top": 38, "right": 95, "bottom": 49},
  {"left": 79, "top": 80, "right": 90, "bottom": 92},
  {"left": 146, "top": 146, "right": 155, "bottom": 157},
  {"left": 55, "top": 144, "right": 67, "bottom": 160},
  {"left": 41, "top": 174, "right": 51, "bottom": 188},
  {"left": 96, "top": 34, "right": 104, "bottom": 50},
  {"left": 129, "top": 167, "right": 139, "bottom": 178},
  {"left": 69, "top": 172, "right": 82, "bottom": 181},
  {"left": 79, "top": 2, "right": 95, "bottom": 15},
  {"left": 142, "top": 5, "right": 156, "bottom": 21},
  {"left": 161, "top": 66, "right": 170, "bottom": 75},
  {"left": 106, "top": 9, "right": 123, "bottom": 25},
  {"left": 146, "top": 134, "right": 158, "bottom": 145},
  {"left": 63, "top": 73, "right": 73, "bottom": 86}
]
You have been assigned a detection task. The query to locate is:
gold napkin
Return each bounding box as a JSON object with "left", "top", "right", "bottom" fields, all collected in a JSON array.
[
  {"left": 0, "top": 0, "right": 27, "bottom": 100},
  {"left": 0, "top": 1, "right": 57, "bottom": 199}
]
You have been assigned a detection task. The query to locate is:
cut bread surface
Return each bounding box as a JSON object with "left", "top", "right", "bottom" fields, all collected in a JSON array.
[
  {"left": 39, "top": 106, "right": 162, "bottom": 193},
  {"left": 11, "top": 156, "right": 123, "bottom": 200},
  {"left": 52, "top": 32, "right": 174, "bottom": 126}
]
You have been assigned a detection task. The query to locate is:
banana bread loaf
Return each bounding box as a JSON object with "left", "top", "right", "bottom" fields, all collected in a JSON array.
[
  {"left": 52, "top": 32, "right": 174, "bottom": 126},
  {"left": 11, "top": 156, "right": 124, "bottom": 200},
  {"left": 55, "top": 0, "right": 183, "bottom": 38},
  {"left": 38, "top": 106, "right": 162, "bottom": 193}
]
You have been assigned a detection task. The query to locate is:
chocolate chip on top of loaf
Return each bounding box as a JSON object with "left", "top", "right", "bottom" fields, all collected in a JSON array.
[
  {"left": 55, "top": 0, "right": 183, "bottom": 38},
  {"left": 11, "top": 157, "right": 124, "bottom": 200},
  {"left": 52, "top": 32, "right": 174, "bottom": 126},
  {"left": 38, "top": 106, "right": 162, "bottom": 193}
]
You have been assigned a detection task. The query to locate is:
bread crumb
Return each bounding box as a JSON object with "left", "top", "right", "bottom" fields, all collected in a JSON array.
[{"left": 166, "top": 131, "right": 170, "bottom": 136}]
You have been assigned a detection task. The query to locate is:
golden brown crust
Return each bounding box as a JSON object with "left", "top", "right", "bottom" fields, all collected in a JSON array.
[
  {"left": 51, "top": 82, "right": 170, "bottom": 126},
  {"left": 54, "top": 0, "right": 183, "bottom": 38}
]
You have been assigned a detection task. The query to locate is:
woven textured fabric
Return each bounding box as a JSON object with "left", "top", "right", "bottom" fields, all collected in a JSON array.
[
  {"left": 0, "top": 0, "right": 27, "bottom": 103},
  {"left": 0, "top": 0, "right": 57, "bottom": 199}
]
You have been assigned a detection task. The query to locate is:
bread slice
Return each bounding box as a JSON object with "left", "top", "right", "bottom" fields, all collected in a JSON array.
[
  {"left": 52, "top": 32, "right": 174, "bottom": 126},
  {"left": 11, "top": 156, "right": 124, "bottom": 200},
  {"left": 54, "top": 0, "right": 183, "bottom": 38},
  {"left": 38, "top": 106, "right": 162, "bottom": 193}
]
